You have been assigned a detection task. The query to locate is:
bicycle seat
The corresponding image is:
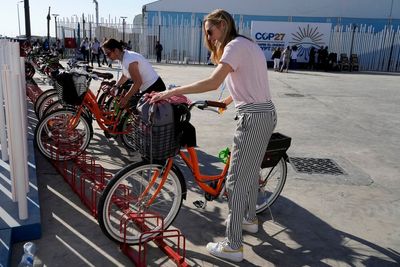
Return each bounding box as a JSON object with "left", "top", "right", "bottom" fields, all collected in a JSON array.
[{"left": 92, "top": 71, "right": 113, "bottom": 80}]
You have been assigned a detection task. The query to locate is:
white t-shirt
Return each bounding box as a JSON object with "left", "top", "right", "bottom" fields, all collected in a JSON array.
[
  {"left": 220, "top": 36, "right": 271, "bottom": 107},
  {"left": 121, "top": 50, "right": 159, "bottom": 92},
  {"left": 291, "top": 50, "right": 298, "bottom": 60}
]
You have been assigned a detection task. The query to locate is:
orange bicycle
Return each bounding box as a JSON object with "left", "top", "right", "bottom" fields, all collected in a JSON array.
[
  {"left": 34, "top": 70, "right": 137, "bottom": 161},
  {"left": 97, "top": 100, "right": 291, "bottom": 244}
]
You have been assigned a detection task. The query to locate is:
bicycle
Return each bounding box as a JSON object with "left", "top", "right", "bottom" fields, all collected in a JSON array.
[
  {"left": 33, "top": 63, "right": 113, "bottom": 120},
  {"left": 97, "top": 100, "right": 291, "bottom": 244},
  {"left": 34, "top": 70, "right": 137, "bottom": 161}
]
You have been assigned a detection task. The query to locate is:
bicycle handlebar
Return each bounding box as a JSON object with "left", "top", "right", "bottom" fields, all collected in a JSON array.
[{"left": 189, "top": 100, "right": 226, "bottom": 110}]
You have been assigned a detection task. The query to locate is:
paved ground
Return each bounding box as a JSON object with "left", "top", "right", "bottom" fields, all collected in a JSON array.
[{"left": 12, "top": 63, "right": 400, "bottom": 266}]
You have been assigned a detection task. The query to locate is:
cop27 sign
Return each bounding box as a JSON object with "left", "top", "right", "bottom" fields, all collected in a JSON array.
[{"left": 251, "top": 21, "right": 332, "bottom": 62}]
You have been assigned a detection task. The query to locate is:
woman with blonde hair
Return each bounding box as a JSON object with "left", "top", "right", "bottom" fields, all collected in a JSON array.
[{"left": 150, "top": 9, "right": 276, "bottom": 262}]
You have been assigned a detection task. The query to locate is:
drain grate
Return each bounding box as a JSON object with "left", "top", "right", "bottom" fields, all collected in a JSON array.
[{"left": 289, "top": 157, "right": 347, "bottom": 175}]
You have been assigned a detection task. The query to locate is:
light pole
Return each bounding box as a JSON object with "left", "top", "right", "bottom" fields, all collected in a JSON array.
[
  {"left": 93, "top": 0, "right": 99, "bottom": 26},
  {"left": 17, "top": 1, "right": 24, "bottom": 37},
  {"left": 46, "top": 6, "right": 51, "bottom": 46},
  {"left": 121, "top": 16, "right": 127, "bottom": 43},
  {"left": 52, "top": 13, "right": 59, "bottom": 39}
]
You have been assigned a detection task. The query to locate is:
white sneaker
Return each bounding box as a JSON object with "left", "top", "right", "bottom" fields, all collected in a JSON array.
[
  {"left": 224, "top": 218, "right": 259, "bottom": 233},
  {"left": 242, "top": 218, "right": 259, "bottom": 233},
  {"left": 206, "top": 240, "right": 243, "bottom": 262}
]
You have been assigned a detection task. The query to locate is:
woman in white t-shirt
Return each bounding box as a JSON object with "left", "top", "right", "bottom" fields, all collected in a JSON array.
[
  {"left": 150, "top": 9, "right": 276, "bottom": 263},
  {"left": 102, "top": 38, "right": 166, "bottom": 108}
]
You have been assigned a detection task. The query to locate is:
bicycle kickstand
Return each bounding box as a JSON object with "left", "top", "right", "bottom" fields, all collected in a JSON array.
[{"left": 267, "top": 206, "right": 275, "bottom": 222}]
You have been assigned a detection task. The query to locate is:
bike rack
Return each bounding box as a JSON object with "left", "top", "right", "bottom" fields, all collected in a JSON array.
[
  {"left": 27, "top": 81, "right": 189, "bottom": 265},
  {"left": 119, "top": 211, "right": 188, "bottom": 267},
  {"left": 49, "top": 143, "right": 189, "bottom": 266}
]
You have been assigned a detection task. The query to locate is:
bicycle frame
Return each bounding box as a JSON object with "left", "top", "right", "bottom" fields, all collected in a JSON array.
[
  {"left": 75, "top": 89, "right": 132, "bottom": 135},
  {"left": 179, "top": 147, "right": 229, "bottom": 197},
  {"left": 143, "top": 146, "right": 230, "bottom": 207}
]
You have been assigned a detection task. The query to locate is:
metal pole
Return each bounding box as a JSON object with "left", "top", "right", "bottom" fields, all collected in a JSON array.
[
  {"left": 52, "top": 14, "right": 59, "bottom": 39},
  {"left": 349, "top": 24, "right": 357, "bottom": 58},
  {"left": 121, "top": 16, "right": 127, "bottom": 43},
  {"left": 93, "top": 0, "right": 99, "bottom": 27},
  {"left": 198, "top": 20, "right": 202, "bottom": 64},
  {"left": 47, "top": 7, "right": 51, "bottom": 46},
  {"left": 17, "top": 1, "right": 24, "bottom": 37},
  {"left": 24, "top": 0, "right": 31, "bottom": 40},
  {"left": 82, "top": 13, "right": 86, "bottom": 39}
]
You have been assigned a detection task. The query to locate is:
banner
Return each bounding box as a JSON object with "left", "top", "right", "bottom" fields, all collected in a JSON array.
[
  {"left": 64, "top": 38, "right": 77, "bottom": 49},
  {"left": 251, "top": 21, "right": 332, "bottom": 62}
]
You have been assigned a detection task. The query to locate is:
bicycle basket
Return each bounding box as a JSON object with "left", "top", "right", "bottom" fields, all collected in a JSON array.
[
  {"left": 132, "top": 115, "right": 181, "bottom": 160},
  {"left": 54, "top": 72, "right": 89, "bottom": 105},
  {"left": 262, "top": 132, "right": 291, "bottom": 168},
  {"left": 132, "top": 99, "right": 182, "bottom": 160}
]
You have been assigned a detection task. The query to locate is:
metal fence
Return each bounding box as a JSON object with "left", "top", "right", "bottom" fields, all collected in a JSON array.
[{"left": 56, "top": 18, "right": 400, "bottom": 72}]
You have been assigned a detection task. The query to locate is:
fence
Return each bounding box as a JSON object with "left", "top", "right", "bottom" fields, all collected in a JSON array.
[{"left": 56, "top": 17, "right": 400, "bottom": 72}]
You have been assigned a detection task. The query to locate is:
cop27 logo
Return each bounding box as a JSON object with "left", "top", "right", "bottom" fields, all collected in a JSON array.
[
  {"left": 289, "top": 24, "right": 326, "bottom": 60},
  {"left": 255, "top": 32, "right": 285, "bottom": 41}
]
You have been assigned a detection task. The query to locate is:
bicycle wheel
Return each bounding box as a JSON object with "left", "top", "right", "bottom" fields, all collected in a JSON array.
[
  {"left": 98, "top": 161, "right": 184, "bottom": 244},
  {"left": 120, "top": 111, "right": 136, "bottom": 151},
  {"left": 97, "top": 91, "right": 115, "bottom": 110},
  {"left": 41, "top": 99, "right": 65, "bottom": 118},
  {"left": 37, "top": 92, "right": 59, "bottom": 120},
  {"left": 34, "top": 108, "right": 93, "bottom": 161},
  {"left": 256, "top": 158, "right": 287, "bottom": 214},
  {"left": 34, "top": 89, "right": 57, "bottom": 116}
]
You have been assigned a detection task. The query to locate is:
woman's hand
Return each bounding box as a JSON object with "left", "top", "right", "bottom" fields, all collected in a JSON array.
[
  {"left": 218, "top": 95, "right": 232, "bottom": 114},
  {"left": 149, "top": 90, "right": 174, "bottom": 103}
]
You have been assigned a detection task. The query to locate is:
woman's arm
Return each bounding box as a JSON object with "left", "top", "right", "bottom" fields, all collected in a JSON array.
[
  {"left": 150, "top": 62, "right": 232, "bottom": 102},
  {"left": 120, "top": 61, "right": 142, "bottom": 108},
  {"left": 115, "top": 74, "right": 128, "bottom": 87}
]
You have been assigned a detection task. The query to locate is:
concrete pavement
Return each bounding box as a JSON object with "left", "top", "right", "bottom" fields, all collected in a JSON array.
[{"left": 11, "top": 63, "right": 400, "bottom": 266}]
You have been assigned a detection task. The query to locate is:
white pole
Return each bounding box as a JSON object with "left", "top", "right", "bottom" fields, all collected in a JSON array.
[
  {"left": 2, "top": 68, "right": 28, "bottom": 220},
  {"left": 0, "top": 40, "right": 9, "bottom": 161}
]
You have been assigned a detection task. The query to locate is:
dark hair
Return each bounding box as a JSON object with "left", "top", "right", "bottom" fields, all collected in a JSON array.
[{"left": 102, "top": 38, "right": 124, "bottom": 51}]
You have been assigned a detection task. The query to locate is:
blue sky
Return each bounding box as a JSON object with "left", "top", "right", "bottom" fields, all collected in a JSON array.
[{"left": 0, "top": 0, "right": 155, "bottom": 38}]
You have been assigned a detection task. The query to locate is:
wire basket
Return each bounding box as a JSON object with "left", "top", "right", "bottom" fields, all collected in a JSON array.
[
  {"left": 54, "top": 72, "right": 89, "bottom": 105},
  {"left": 131, "top": 114, "right": 181, "bottom": 161}
]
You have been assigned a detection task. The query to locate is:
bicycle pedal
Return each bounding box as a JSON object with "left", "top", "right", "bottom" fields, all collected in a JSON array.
[
  {"left": 104, "top": 131, "right": 112, "bottom": 139},
  {"left": 193, "top": 200, "right": 206, "bottom": 209},
  {"left": 104, "top": 131, "right": 117, "bottom": 139}
]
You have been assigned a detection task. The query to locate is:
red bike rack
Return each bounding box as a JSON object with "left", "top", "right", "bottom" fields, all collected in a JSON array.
[
  {"left": 27, "top": 82, "right": 189, "bottom": 266},
  {"left": 119, "top": 211, "right": 188, "bottom": 267}
]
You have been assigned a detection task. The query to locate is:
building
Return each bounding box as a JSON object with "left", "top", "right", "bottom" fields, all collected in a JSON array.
[{"left": 141, "top": 0, "right": 400, "bottom": 71}]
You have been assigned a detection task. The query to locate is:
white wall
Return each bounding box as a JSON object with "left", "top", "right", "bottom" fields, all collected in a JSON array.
[{"left": 144, "top": 0, "right": 400, "bottom": 19}]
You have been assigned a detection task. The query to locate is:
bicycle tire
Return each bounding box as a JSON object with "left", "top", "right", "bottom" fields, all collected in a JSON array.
[
  {"left": 34, "top": 108, "right": 93, "bottom": 161},
  {"left": 37, "top": 92, "right": 59, "bottom": 120},
  {"left": 256, "top": 157, "right": 287, "bottom": 214},
  {"left": 41, "top": 99, "right": 65, "bottom": 119},
  {"left": 43, "top": 100, "right": 93, "bottom": 123},
  {"left": 120, "top": 111, "right": 136, "bottom": 151},
  {"left": 34, "top": 89, "right": 57, "bottom": 116},
  {"left": 97, "top": 91, "right": 114, "bottom": 110},
  {"left": 98, "top": 161, "right": 184, "bottom": 244}
]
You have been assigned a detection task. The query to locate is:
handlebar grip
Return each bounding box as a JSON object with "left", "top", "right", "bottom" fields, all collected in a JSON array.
[{"left": 205, "top": 100, "right": 226, "bottom": 109}]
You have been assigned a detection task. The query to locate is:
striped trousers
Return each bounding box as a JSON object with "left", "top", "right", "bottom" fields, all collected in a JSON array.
[{"left": 226, "top": 101, "right": 277, "bottom": 249}]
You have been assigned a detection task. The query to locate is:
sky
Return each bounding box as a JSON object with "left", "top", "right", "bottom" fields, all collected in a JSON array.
[{"left": 0, "top": 0, "right": 156, "bottom": 38}]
